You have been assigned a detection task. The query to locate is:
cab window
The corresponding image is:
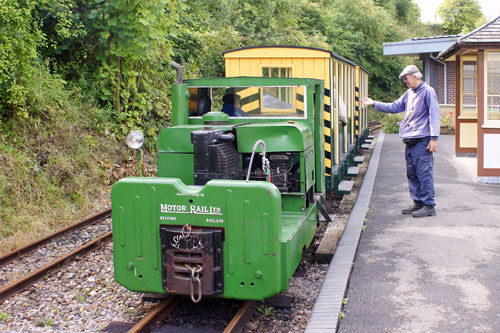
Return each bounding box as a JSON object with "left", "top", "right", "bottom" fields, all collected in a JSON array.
[{"left": 188, "top": 86, "right": 306, "bottom": 119}]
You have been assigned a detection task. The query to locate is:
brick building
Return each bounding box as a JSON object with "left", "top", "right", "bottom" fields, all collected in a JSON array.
[
  {"left": 383, "top": 15, "right": 500, "bottom": 183},
  {"left": 436, "top": 60, "right": 457, "bottom": 105},
  {"left": 438, "top": 15, "right": 500, "bottom": 183}
]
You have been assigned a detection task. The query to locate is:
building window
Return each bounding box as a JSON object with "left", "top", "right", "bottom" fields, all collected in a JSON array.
[
  {"left": 462, "top": 61, "right": 477, "bottom": 108},
  {"left": 486, "top": 51, "right": 500, "bottom": 122}
]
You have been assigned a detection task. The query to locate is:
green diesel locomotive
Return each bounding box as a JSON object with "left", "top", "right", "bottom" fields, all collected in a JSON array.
[{"left": 112, "top": 76, "right": 333, "bottom": 302}]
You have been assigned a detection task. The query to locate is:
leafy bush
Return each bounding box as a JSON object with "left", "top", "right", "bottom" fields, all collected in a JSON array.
[
  {"left": 0, "top": 0, "right": 43, "bottom": 119},
  {"left": 0, "top": 63, "right": 131, "bottom": 252},
  {"left": 381, "top": 113, "right": 404, "bottom": 133}
]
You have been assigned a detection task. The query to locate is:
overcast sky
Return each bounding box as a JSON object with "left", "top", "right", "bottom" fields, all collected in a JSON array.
[{"left": 413, "top": 0, "right": 500, "bottom": 23}]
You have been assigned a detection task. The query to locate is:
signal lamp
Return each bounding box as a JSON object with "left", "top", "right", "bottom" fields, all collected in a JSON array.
[{"left": 125, "top": 130, "right": 144, "bottom": 150}]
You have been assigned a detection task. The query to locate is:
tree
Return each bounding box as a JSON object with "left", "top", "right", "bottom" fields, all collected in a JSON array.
[
  {"left": 0, "top": 0, "right": 42, "bottom": 119},
  {"left": 88, "top": 0, "right": 181, "bottom": 140},
  {"left": 394, "top": 0, "right": 421, "bottom": 25},
  {"left": 437, "top": 0, "right": 484, "bottom": 34}
]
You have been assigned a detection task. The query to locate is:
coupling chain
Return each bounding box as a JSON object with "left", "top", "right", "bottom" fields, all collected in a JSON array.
[{"left": 185, "top": 263, "right": 203, "bottom": 303}]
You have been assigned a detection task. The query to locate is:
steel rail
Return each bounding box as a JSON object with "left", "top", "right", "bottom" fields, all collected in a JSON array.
[
  {"left": 224, "top": 300, "right": 257, "bottom": 333},
  {"left": 127, "top": 296, "right": 179, "bottom": 333},
  {"left": 128, "top": 298, "right": 255, "bottom": 333},
  {"left": 0, "top": 208, "right": 111, "bottom": 267},
  {"left": 0, "top": 231, "right": 113, "bottom": 304}
]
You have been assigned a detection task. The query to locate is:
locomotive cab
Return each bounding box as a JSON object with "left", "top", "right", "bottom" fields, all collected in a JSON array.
[{"left": 112, "top": 77, "right": 325, "bottom": 301}]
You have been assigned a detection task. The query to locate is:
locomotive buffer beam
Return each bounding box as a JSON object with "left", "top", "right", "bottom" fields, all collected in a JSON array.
[{"left": 160, "top": 225, "right": 224, "bottom": 302}]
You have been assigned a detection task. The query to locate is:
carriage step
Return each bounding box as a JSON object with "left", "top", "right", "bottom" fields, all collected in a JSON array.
[
  {"left": 347, "top": 166, "right": 360, "bottom": 177},
  {"left": 337, "top": 180, "right": 354, "bottom": 195},
  {"left": 361, "top": 143, "right": 370, "bottom": 149},
  {"left": 353, "top": 156, "right": 365, "bottom": 164},
  {"left": 367, "top": 135, "right": 374, "bottom": 139}
]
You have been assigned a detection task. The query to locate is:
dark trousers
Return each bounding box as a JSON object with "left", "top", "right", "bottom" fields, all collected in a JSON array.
[{"left": 404, "top": 137, "right": 436, "bottom": 206}]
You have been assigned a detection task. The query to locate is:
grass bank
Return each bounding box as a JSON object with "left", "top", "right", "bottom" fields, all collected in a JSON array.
[{"left": 0, "top": 69, "right": 152, "bottom": 255}]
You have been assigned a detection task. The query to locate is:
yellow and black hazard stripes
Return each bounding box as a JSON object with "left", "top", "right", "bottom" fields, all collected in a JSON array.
[
  {"left": 295, "top": 92, "right": 305, "bottom": 115},
  {"left": 324, "top": 88, "right": 332, "bottom": 176},
  {"left": 234, "top": 87, "right": 261, "bottom": 114},
  {"left": 355, "top": 86, "right": 360, "bottom": 137}
]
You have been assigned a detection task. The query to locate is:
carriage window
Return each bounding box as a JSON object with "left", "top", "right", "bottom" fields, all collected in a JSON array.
[
  {"left": 262, "top": 67, "right": 292, "bottom": 106},
  {"left": 188, "top": 86, "right": 306, "bottom": 118},
  {"left": 262, "top": 67, "right": 291, "bottom": 78}
]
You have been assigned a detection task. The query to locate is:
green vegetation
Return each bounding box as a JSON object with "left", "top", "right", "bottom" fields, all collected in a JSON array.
[
  {"left": 381, "top": 113, "right": 405, "bottom": 133},
  {"left": 0, "top": 0, "right": 483, "bottom": 253},
  {"left": 438, "top": 0, "right": 485, "bottom": 34},
  {"left": 0, "top": 67, "right": 130, "bottom": 251},
  {"left": 256, "top": 304, "right": 276, "bottom": 317}
]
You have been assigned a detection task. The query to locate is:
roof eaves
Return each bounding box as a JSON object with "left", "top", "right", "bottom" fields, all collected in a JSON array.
[
  {"left": 457, "top": 15, "right": 500, "bottom": 43},
  {"left": 437, "top": 44, "right": 459, "bottom": 60},
  {"left": 438, "top": 15, "right": 500, "bottom": 60}
]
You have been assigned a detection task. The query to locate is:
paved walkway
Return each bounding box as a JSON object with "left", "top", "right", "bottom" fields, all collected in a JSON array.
[{"left": 308, "top": 133, "right": 500, "bottom": 332}]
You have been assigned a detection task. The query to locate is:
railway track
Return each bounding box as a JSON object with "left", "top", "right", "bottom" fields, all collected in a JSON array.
[
  {"left": 0, "top": 209, "right": 256, "bottom": 331},
  {"left": 0, "top": 208, "right": 111, "bottom": 267},
  {"left": 0, "top": 208, "right": 112, "bottom": 304},
  {"left": 368, "top": 121, "right": 381, "bottom": 133},
  {"left": 127, "top": 297, "right": 257, "bottom": 333}
]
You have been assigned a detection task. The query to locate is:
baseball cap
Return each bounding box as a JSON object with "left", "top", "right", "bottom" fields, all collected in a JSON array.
[{"left": 399, "top": 65, "right": 421, "bottom": 79}]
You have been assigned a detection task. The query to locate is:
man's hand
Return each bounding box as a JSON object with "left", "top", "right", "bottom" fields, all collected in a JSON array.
[
  {"left": 427, "top": 139, "right": 438, "bottom": 152},
  {"left": 362, "top": 97, "right": 374, "bottom": 106}
]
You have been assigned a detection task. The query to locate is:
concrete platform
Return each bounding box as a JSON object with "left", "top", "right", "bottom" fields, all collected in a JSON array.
[{"left": 307, "top": 133, "right": 500, "bottom": 332}]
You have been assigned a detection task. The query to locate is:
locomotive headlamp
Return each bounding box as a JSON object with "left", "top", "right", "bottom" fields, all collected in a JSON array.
[{"left": 125, "top": 130, "right": 144, "bottom": 150}]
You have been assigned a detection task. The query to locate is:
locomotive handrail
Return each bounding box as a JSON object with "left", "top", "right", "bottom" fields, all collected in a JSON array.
[{"left": 246, "top": 140, "right": 269, "bottom": 182}]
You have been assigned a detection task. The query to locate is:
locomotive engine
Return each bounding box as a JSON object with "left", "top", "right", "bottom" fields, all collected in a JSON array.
[
  {"left": 191, "top": 129, "right": 239, "bottom": 185},
  {"left": 112, "top": 77, "right": 326, "bottom": 301}
]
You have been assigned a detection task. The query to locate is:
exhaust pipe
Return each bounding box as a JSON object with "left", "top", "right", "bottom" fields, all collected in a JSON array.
[{"left": 171, "top": 61, "right": 183, "bottom": 83}]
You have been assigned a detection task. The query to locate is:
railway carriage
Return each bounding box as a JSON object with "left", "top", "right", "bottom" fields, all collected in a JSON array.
[
  {"left": 223, "top": 46, "right": 370, "bottom": 193},
  {"left": 112, "top": 47, "right": 370, "bottom": 302}
]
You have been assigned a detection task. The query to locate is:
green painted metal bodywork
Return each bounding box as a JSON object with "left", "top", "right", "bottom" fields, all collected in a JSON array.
[
  {"left": 236, "top": 123, "right": 313, "bottom": 152},
  {"left": 112, "top": 76, "right": 325, "bottom": 300},
  {"left": 112, "top": 178, "right": 318, "bottom": 300}
]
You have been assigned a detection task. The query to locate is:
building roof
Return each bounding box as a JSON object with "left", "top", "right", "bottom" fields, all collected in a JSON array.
[
  {"left": 438, "top": 15, "right": 500, "bottom": 59},
  {"left": 383, "top": 35, "right": 460, "bottom": 56}
]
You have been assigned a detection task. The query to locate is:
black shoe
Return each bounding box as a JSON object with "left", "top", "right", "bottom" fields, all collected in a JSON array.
[
  {"left": 402, "top": 201, "right": 423, "bottom": 214},
  {"left": 411, "top": 205, "right": 436, "bottom": 218}
]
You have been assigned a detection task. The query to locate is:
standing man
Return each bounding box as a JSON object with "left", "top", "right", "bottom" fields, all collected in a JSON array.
[{"left": 362, "top": 65, "right": 440, "bottom": 218}]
